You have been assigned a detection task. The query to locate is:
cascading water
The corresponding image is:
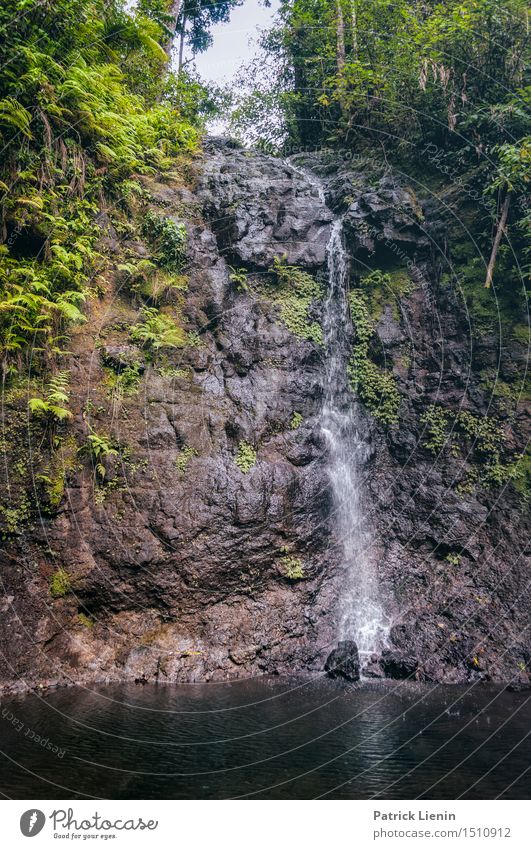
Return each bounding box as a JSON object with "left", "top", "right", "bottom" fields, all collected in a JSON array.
[
  {"left": 320, "top": 217, "right": 390, "bottom": 667},
  {"left": 287, "top": 159, "right": 389, "bottom": 665}
]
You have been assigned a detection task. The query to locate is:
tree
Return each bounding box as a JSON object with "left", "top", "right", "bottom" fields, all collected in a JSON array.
[{"left": 175, "top": 0, "right": 243, "bottom": 74}]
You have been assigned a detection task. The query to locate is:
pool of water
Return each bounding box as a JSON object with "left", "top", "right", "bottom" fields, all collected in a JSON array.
[{"left": 0, "top": 677, "right": 529, "bottom": 799}]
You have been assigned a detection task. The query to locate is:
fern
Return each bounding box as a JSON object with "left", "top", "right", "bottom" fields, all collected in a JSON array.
[{"left": 29, "top": 371, "right": 73, "bottom": 423}]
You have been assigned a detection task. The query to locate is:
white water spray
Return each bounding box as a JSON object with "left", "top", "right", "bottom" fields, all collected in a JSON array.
[{"left": 320, "top": 218, "right": 389, "bottom": 664}]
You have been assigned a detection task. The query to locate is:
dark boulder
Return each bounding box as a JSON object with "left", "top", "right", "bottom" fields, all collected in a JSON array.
[
  {"left": 381, "top": 649, "right": 418, "bottom": 680},
  {"left": 324, "top": 640, "right": 360, "bottom": 681}
]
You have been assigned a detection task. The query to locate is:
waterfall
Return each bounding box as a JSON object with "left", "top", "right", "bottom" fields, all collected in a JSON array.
[{"left": 320, "top": 217, "right": 390, "bottom": 665}]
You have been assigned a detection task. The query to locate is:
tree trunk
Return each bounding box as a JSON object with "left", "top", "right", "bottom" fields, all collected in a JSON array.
[
  {"left": 164, "top": 0, "right": 182, "bottom": 59},
  {"left": 484, "top": 190, "right": 511, "bottom": 288},
  {"left": 336, "top": 0, "right": 346, "bottom": 73},
  {"left": 350, "top": 0, "right": 358, "bottom": 59},
  {"left": 178, "top": 14, "right": 187, "bottom": 75}
]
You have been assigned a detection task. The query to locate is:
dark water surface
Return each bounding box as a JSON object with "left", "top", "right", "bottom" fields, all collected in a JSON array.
[{"left": 0, "top": 677, "right": 529, "bottom": 799}]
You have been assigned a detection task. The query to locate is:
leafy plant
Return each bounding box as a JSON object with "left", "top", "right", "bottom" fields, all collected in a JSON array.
[
  {"left": 142, "top": 212, "right": 187, "bottom": 271},
  {"left": 29, "top": 372, "right": 73, "bottom": 423},
  {"left": 281, "top": 556, "right": 304, "bottom": 580},
  {"left": 266, "top": 256, "right": 323, "bottom": 345},
  {"left": 130, "top": 306, "right": 188, "bottom": 351},
  {"left": 290, "top": 411, "right": 303, "bottom": 429},
  {"left": 235, "top": 441, "right": 257, "bottom": 473},
  {"left": 105, "top": 364, "right": 143, "bottom": 399},
  {"left": 229, "top": 267, "right": 249, "bottom": 290},
  {"left": 80, "top": 430, "right": 119, "bottom": 480}
]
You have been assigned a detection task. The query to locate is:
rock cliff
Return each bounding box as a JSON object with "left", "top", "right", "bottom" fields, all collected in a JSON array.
[{"left": 0, "top": 139, "right": 529, "bottom": 692}]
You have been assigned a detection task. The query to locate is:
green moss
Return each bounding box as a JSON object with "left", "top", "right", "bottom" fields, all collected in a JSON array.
[
  {"left": 50, "top": 569, "right": 71, "bottom": 599},
  {"left": 175, "top": 445, "right": 197, "bottom": 474},
  {"left": 235, "top": 441, "right": 257, "bottom": 473},
  {"left": 421, "top": 404, "right": 525, "bottom": 494},
  {"left": 449, "top": 244, "right": 526, "bottom": 341},
  {"left": 290, "top": 411, "right": 303, "bottom": 429},
  {"left": 280, "top": 556, "right": 304, "bottom": 580},
  {"left": 512, "top": 323, "right": 529, "bottom": 344},
  {"left": 37, "top": 435, "right": 78, "bottom": 511},
  {"left": 347, "top": 290, "right": 400, "bottom": 426},
  {"left": 77, "top": 613, "right": 94, "bottom": 628},
  {"left": 359, "top": 268, "right": 412, "bottom": 321},
  {"left": 158, "top": 365, "right": 191, "bottom": 379},
  {"left": 264, "top": 257, "right": 323, "bottom": 345}
]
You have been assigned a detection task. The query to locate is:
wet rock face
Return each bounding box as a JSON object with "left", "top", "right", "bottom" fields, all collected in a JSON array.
[
  {"left": 0, "top": 141, "right": 529, "bottom": 692},
  {"left": 324, "top": 641, "right": 360, "bottom": 681},
  {"left": 198, "top": 138, "right": 334, "bottom": 268}
]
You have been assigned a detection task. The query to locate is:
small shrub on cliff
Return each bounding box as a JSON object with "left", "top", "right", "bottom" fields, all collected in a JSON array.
[
  {"left": 229, "top": 267, "right": 249, "bottom": 290},
  {"left": 50, "top": 569, "right": 71, "bottom": 599},
  {"left": 420, "top": 405, "right": 451, "bottom": 453},
  {"left": 130, "top": 307, "right": 188, "bottom": 352},
  {"left": 235, "top": 441, "right": 256, "bottom": 473},
  {"left": 142, "top": 212, "right": 187, "bottom": 272},
  {"left": 105, "top": 363, "right": 143, "bottom": 399},
  {"left": 80, "top": 430, "right": 119, "bottom": 480}
]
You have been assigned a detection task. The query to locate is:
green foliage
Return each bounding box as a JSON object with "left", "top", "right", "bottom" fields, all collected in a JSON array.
[
  {"left": 50, "top": 569, "right": 71, "bottom": 599},
  {"left": 360, "top": 268, "right": 413, "bottom": 321},
  {"left": 0, "top": 0, "right": 204, "bottom": 371},
  {"left": 445, "top": 553, "right": 462, "bottom": 567},
  {"left": 118, "top": 257, "right": 188, "bottom": 304},
  {"left": 142, "top": 212, "right": 187, "bottom": 271},
  {"left": 281, "top": 555, "right": 304, "bottom": 580},
  {"left": 105, "top": 364, "right": 143, "bottom": 399},
  {"left": 80, "top": 430, "right": 118, "bottom": 480},
  {"left": 420, "top": 405, "right": 451, "bottom": 453},
  {"left": 247, "top": 0, "right": 528, "bottom": 152},
  {"left": 232, "top": 0, "right": 529, "bottom": 298},
  {"left": 290, "top": 412, "right": 303, "bottom": 429},
  {"left": 267, "top": 256, "right": 323, "bottom": 345},
  {"left": 421, "top": 404, "right": 524, "bottom": 491},
  {"left": 130, "top": 306, "right": 188, "bottom": 351},
  {"left": 175, "top": 445, "right": 197, "bottom": 473},
  {"left": 235, "top": 441, "right": 257, "bottom": 473},
  {"left": 0, "top": 498, "right": 31, "bottom": 536},
  {"left": 158, "top": 364, "right": 190, "bottom": 379},
  {"left": 229, "top": 267, "right": 249, "bottom": 290},
  {"left": 29, "top": 371, "right": 72, "bottom": 423},
  {"left": 36, "top": 435, "right": 78, "bottom": 511},
  {"left": 347, "top": 290, "right": 400, "bottom": 426}
]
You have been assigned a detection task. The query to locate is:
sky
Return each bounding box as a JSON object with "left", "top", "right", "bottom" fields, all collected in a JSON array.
[{"left": 192, "top": 0, "right": 280, "bottom": 85}]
